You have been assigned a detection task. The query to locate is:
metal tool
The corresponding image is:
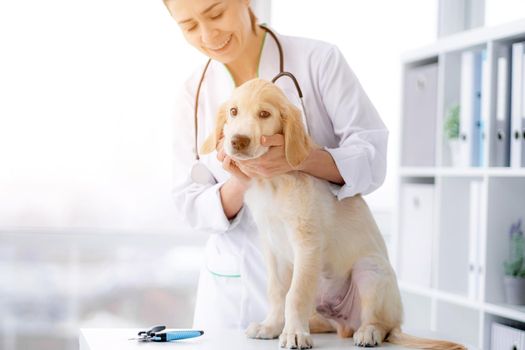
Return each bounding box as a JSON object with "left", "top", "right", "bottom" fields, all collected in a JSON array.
[{"left": 129, "top": 325, "right": 204, "bottom": 342}]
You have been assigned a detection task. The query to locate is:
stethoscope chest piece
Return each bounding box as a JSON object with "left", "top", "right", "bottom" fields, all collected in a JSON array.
[{"left": 191, "top": 161, "right": 217, "bottom": 185}]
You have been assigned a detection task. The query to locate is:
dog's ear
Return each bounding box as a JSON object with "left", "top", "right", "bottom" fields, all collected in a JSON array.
[
  {"left": 282, "top": 102, "right": 310, "bottom": 168},
  {"left": 200, "top": 103, "right": 228, "bottom": 154}
]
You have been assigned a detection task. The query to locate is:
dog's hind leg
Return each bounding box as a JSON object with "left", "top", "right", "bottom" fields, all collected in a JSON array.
[
  {"left": 352, "top": 257, "right": 403, "bottom": 347},
  {"left": 308, "top": 312, "right": 336, "bottom": 334}
]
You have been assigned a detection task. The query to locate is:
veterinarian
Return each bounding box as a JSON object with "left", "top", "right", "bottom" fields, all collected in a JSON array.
[{"left": 166, "top": 0, "right": 388, "bottom": 331}]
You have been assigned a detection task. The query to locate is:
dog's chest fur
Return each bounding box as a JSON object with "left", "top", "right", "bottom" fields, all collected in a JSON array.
[{"left": 244, "top": 175, "right": 302, "bottom": 260}]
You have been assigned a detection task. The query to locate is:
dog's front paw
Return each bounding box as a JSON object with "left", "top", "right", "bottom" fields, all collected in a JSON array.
[
  {"left": 279, "top": 329, "right": 313, "bottom": 349},
  {"left": 245, "top": 321, "right": 283, "bottom": 339},
  {"left": 353, "top": 324, "right": 385, "bottom": 347}
]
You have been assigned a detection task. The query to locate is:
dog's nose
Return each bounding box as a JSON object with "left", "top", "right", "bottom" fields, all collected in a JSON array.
[{"left": 231, "top": 134, "right": 251, "bottom": 151}]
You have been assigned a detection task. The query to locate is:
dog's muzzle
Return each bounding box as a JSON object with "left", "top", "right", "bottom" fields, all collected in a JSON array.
[{"left": 231, "top": 134, "right": 251, "bottom": 152}]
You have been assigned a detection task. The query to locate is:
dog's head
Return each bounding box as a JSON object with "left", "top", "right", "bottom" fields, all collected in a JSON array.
[{"left": 200, "top": 78, "right": 310, "bottom": 168}]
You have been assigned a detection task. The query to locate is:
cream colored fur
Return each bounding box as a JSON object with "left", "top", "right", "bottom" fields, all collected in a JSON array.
[{"left": 201, "top": 79, "right": 466, "bottom": 350}]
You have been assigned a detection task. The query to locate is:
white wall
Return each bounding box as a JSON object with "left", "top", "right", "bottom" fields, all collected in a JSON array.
[{"left": 485, "top": 0, "right": 525, "bottom": 27}]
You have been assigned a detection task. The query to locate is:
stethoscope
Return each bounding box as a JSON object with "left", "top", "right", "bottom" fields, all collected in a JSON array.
[{"left": 190, "top": 25, "right": 309, "bottom": 184}]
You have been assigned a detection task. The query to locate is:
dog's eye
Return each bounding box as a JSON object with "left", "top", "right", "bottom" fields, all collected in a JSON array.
[
  {"left": 230, "top": 107, "right": 238, "bottom": 117},
  {"left": 259, "top": 110, "right": 271, "bottom": 119}
]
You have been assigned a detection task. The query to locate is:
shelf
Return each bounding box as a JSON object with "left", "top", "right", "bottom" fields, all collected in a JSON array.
[
  {"left": 399, "top": 167, "right": 437, "bottom": 177},
  {"left": 484, "top": 303, "right": 525, "bottom": 323},
  {"left": 402, "top": 19, "right": 525, "bottom": 63},
  {"left": 399, "top": 166, "right": 525, "bottom": 178},
  {"left": 434, "top": 289, "right": 482, "bottom": 311},
  {"left": 400, "top": 166, "right": 484, "bottom": 177},
  {"left": 399, "top": 167, "right": 525, "bottom": 177},
  {"left": 435, "top": 167, "right": 485, "bottom": 177},
  {"left": 398, "top": 281, "right": 435, "bottom": 298},
  {"left": 399, "top": 282, "right": 525, "bottom": 323},
  {"left": 399, "top": 282, "right": 482, "bottom": 310},
  {"left": 486, "top": 168, "right": 525, "bottom": 177}
]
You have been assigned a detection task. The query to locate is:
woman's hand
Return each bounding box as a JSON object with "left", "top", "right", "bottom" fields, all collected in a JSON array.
[
  {"left": 217, "top": 139, "right": 252, "bottom": 187},
  {"left": 216, "top": 139, "right": 252, "bottom": 220},
  {"left": 237, "top": 134, "right": 299, "bottom": 178}
]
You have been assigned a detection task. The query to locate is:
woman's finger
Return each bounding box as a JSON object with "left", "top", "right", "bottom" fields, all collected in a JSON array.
[
  {"left": 216, "top": 138, "right": 226, "bottom": 161},
  {"left": 261, "top": 134, "right": 285, "bottom": 147},
  {"left": 238, "top": 161, "right": 258, "bottom": 171},
  {"left": 238, "top": 163, "right": 257, "bottom": 178},
  {"left": 223, "top": 156, "right": 250, "bottom": 181},
  {"left": 217, "top": 148, "right": 226, "bottom": 162}
]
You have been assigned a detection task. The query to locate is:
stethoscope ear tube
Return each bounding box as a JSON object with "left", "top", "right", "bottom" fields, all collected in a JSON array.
[
  {"left": 194, "top": 58, "right": 212, "bottom": 162},
  {"left": 271, "top": 71, "right": 310, "bottom": 135},
  {"left": 191, "top": 56, "right": 215, "bottom": 184},
  {"left": 271, "top": 72, "right": 303, "bottom": 98}
]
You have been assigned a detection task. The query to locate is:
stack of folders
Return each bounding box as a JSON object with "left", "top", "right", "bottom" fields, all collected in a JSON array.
[
  {"left": 494, "top": 46, "right": 511, "bottom": 167},
  {"left": 491, "top": 42, "right": 525, "bottom": 168},
  {"left": 459, "top": 43, "right": 525, "bottom": 168},
  {"left": 459, "top": 50, "right": 486, "bottom": 167},
  {"left": 468, "top": 180, "right": 482, "bottom": 301},
  {"left": 511, "top": 42, "right": 525, "bottom": 168}
]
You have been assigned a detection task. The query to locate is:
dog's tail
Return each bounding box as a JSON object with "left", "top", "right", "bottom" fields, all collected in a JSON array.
[{"left": 387, "top": 328, "right": 467, "bottom": 350}]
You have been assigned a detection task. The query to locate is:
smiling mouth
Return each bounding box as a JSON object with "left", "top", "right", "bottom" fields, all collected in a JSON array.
[{"left": 206, "top": 34, "right": 232, "bottom": 51}]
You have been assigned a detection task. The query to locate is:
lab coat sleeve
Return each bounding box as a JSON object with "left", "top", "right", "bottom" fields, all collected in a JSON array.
[
  {"left": 318, "top": 45, "right": 389, "bottom": 199},
  {"left": 170, "top": 79, "right": 245, "bottom": 234}
]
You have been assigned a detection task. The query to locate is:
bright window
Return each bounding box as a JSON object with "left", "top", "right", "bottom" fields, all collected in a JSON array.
[{"left": 0, "top": 0, "right": 201, "bottom": 230}]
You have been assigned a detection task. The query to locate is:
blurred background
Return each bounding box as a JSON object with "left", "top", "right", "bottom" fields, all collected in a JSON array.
[{"left": 1, "top": 1, "right": 524, "bottom": 349}]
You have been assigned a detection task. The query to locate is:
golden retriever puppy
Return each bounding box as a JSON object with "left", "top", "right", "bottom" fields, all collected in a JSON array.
[{"left": 201, "top": 79, "right": 465, "bottom": 350}]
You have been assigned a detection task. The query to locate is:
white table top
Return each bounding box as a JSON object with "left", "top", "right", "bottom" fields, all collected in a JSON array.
[{"left": 79, "top": 328, "right": 422, "bottom": 350}]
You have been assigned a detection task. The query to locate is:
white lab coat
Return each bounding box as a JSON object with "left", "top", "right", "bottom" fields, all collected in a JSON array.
[{"left": 171, "top": 28, "right": 388, "bottom": 331}]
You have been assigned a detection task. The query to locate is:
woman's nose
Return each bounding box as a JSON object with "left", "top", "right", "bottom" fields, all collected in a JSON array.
[{"left": 200, "top": 24, "right": 219, "bottom": 45}]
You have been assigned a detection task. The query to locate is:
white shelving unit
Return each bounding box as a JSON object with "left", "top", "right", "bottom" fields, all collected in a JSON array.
[{"left": 395, "top": 19, "right": 525, "bottom": 349}]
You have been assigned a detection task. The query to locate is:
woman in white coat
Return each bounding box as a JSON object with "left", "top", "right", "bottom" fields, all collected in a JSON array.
[{"left": 165, "top": 0, "right": 388, "bottom": 332}]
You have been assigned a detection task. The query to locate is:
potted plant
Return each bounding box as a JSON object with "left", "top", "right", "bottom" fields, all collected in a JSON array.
[
  {"left": 444, "top": 104, "right": 461, "bottom": 166},
  {"left": 503, "top": 219, "right": 525, "bottom": 305}
]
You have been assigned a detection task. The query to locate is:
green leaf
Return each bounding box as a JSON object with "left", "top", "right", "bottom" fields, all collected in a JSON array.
[
  {"left": 444, "top": 105, "right": 460, "bottom": 139},
  {"left": 504, "top": 257, "right": 524, "bottom": 277}
]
